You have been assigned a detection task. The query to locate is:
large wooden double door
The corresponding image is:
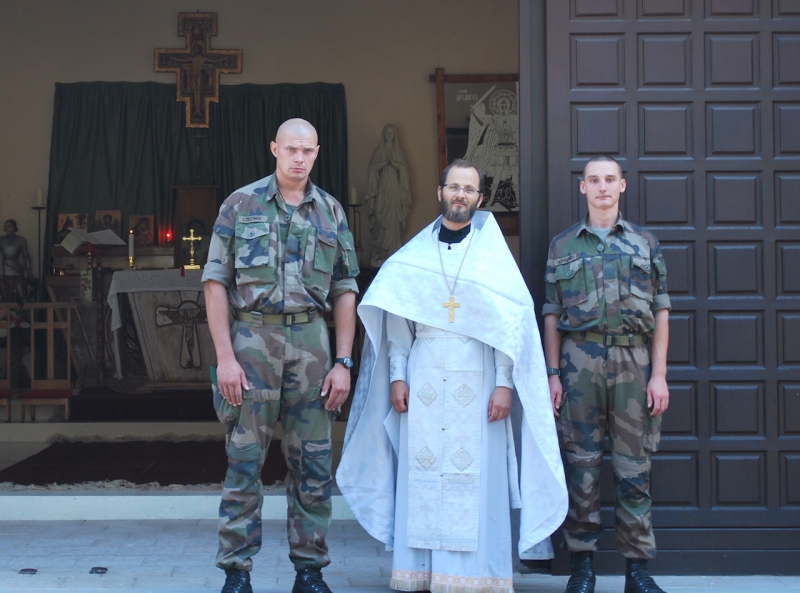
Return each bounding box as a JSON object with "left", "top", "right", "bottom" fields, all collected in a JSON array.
[{"left": 541, "top": 0, "right": 800, "bottom": 574}]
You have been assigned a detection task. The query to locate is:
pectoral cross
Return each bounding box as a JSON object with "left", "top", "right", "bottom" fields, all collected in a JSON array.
[
  {"left": 182, "top": 228, "right": 202, "bottom": 269},
  {"left": 443, "top": 296, "right": 460, "bottom": 323}
]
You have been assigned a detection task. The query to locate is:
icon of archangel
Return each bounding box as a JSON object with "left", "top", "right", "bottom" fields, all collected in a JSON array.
[{"left": 464, "top": 87, "right": 519, "bottom": 212}]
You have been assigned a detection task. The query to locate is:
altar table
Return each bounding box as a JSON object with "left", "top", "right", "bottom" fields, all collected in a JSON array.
[{"left": 108, "top": 269, "right": 216, "bottom": 384}]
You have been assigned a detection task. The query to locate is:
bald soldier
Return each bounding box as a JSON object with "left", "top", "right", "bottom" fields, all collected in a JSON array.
[{"left": 203, "top": 119, "right": 360, "bottom": 593}]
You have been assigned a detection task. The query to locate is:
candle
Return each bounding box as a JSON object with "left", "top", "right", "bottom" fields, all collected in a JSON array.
[
  {"left": 350, "top": 187, "right": 358, "bottom": 205},
  {"left": 128, "top": 229, "right": 134, "bottom": 258},
  {"left": 37, "top": 188, "right": 43, "bottom": 207}
]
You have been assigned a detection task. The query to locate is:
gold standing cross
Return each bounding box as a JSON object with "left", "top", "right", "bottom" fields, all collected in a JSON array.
[
  {"left": 182, "top": 228, "right": 203, "bottom": 269},
  {"left": 443, "top": 296, "right": 460, "bottom": 323}
]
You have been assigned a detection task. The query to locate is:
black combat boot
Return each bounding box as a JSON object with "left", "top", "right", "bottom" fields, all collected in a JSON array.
[
  {"left": 221, "top": 568, "right": 253, "bottom": 593},
  {"left": 292, "top": 567, "right": 333, "bottom": 593},
  {"left": 625, "top": 558, "right": 666, "bottom": 593},
  {"left": 564, "top": 551, "right": 596, "bottom": 593}
]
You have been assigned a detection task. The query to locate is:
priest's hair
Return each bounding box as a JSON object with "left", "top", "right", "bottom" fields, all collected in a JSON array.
[{"left": 439, "top": 158, "right": 486, "bottom": 194}]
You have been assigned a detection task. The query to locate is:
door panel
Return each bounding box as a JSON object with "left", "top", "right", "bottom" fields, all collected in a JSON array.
[{"left": 545, "top": 0, "right": 800, "bottom": 573}]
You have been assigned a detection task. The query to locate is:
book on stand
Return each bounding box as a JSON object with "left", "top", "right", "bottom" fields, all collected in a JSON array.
[{"left": 60, "top": 228, "right": 125, "bottom": 253}]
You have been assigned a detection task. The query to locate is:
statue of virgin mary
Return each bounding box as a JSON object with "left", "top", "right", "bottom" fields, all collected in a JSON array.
[{"left": 365, "top": 124, "right": 412, "bottom": 267}]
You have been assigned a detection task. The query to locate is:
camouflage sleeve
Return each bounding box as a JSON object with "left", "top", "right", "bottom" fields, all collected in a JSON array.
[
  {"left": 201, "top": 196, "right": 237, "bottom": 287},
  {"left": 650, "top": 240, "right": 671, "bottom": 311},
  {"left": 328, "top": 206, "right": 360, "bottom": 298},
  {"left": 542, "top": 243, "right": 563, "bottom": 317}
]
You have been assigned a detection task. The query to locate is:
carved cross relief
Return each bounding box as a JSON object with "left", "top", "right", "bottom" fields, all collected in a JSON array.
[
  {"left": 155, "top": 12, "right": 242, "bottom": 128},
  {"left": 155, "top": 299, "right": 208, "bottom": 369}
]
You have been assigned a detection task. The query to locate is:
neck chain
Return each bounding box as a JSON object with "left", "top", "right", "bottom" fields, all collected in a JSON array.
[{"left": 437, "top": 226, "right": 474, "bottom": 297}]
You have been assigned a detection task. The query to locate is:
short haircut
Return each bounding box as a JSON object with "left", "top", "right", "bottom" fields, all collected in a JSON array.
[
  {"left": 582, "top": 155, "right": 623, "bottom": 180},
  {"left": 5, "top": 219, "right": 18, "bottom": 232},
  {"left": 440, "top": 158, "right": 486, "bottom": 193}
]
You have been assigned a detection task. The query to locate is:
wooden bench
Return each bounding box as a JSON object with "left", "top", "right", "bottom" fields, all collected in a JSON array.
[
  {"left": 17, "top": 302, "right": 78, "bottom": 422},
  {"left": 0, "top": 302, "right": 16, "bottom": 421}
]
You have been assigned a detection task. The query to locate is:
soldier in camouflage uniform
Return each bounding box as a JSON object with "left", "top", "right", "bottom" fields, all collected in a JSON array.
[
  {"left": 202, "top": 119, "right": 359, "bottom": 593},
  {"left": 543, "top": 156, "right": 670, "bottom": 593}
]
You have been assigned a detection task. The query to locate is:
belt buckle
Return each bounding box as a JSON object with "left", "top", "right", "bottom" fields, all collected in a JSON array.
[
  {"left": 283, "top": 313, "right": 294, "bottom": 326},
  {"left": 605, "top": 334, "right": 614, "bottom": 346},
  {"left": 250, "top": 311, "right": 263, "bottom": 328}
]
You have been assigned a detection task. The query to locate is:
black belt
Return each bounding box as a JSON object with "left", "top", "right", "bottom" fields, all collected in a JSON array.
[
  {"left": 574, "top": 331, "right": 645, "bottom": 347},
  {"left": 233, "top": 308, "right": 318, "bottom": 328}
]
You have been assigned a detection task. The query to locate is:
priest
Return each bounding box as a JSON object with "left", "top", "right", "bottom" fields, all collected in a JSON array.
[{"left": 337, "top": 159, "right": 567, "bottom": 592}]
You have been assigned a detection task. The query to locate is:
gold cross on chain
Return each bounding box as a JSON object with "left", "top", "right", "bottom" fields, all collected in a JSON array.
[{"left": 443, "top": 296, "right": 460, "bottom": 323}]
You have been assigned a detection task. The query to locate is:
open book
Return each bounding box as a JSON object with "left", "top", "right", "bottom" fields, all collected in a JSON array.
[{"left": 60, "top": 228, "right": 126, "bottom": 253}]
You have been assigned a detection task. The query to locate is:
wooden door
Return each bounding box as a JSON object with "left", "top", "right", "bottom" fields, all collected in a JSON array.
[{"left": 543, "top": 0, "right": 800, "bottom": 574}]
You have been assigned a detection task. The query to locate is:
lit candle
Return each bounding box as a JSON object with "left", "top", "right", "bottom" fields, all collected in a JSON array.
[
  {"left": 350, "top": 187, "right": 358, "bottom": 206},
  {"left": 128, "top": 229, "right": 134, "bottom": 258},
  {"left": 37, "top": 188, "right": 43, "bottom": 207}
]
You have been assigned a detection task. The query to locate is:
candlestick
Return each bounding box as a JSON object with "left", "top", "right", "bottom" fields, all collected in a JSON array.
[
  {"left": 350, "top": 187, "right": 358, "bottom": 206},
  {"left": 128, "top": 229, "right": 134, "bottom": 258}
]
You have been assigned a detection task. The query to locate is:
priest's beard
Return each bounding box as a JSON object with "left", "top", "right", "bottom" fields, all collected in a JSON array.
[{"left": 440, "top": 197, "right": 479, "bottom": 224}]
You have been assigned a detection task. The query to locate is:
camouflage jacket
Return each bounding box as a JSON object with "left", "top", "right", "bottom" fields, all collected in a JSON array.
[
  {"left": 202, "top": 174, "right": 359, "bottom": 314},
  {"left": 543, "top": 214, "right": 670, "bottom": 336}
]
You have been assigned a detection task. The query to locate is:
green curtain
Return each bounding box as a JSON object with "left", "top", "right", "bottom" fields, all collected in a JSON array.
[{"left": 45, "top": 81, "right": 348, "bottom": 253}]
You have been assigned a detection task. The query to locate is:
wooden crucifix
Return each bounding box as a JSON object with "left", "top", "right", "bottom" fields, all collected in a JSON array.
[{"left": 155, "top": 12, "right": 242, "bottom": 128}]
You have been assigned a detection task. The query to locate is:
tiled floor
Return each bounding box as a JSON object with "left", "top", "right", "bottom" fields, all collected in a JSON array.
[{"left": 1, "top": 520, "right": 799, "bottom": 592}]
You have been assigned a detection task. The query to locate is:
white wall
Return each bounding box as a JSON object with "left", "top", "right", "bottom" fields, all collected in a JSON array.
[{"left": 0, "top": 0, "right": 519, "bottom": 270}]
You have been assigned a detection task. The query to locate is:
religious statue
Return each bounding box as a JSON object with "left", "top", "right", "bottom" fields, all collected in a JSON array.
[
  {"left": 0, "top": 219, "right": 32, "bottom": 304},
  {"left": 365, "top": 124, "right": 412, "bottom": 268},
  {"left": 464, "top": 89, "right": 520, "bottom": 211}
]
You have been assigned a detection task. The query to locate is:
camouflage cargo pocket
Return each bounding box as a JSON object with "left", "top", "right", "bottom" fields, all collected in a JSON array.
[
  {"left": 233, "top": 221, "right": 278, "bottom": 285},
  {"left": 211, "top": 366, "right": 241, "bottom": 424},
  {"left": 313, "top": 231, "right": 337, "bottom": 273},
  {"left": 554, "top": 256, "right": 600, "bottom": 327}
]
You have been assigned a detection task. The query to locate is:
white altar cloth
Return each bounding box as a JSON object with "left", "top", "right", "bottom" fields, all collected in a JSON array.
[{"left": 108, "top": 269, "right": 204, "bottom": 332}]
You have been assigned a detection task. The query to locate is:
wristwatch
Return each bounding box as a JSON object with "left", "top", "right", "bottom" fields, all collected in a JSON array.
[
  {"left": 335, "top": 357, "right": 354, "bottom": 369},
  {"left": 546, "top": 366, "right": 561, "bottom": 377}
]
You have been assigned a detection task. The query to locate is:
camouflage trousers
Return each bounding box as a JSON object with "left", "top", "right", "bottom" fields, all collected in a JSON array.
[
  {"left": 213, "top": 315, "right": 335, "bottom": 571},
  {"left": 558, "top": 335, "right": 661, "bottom": 559}
]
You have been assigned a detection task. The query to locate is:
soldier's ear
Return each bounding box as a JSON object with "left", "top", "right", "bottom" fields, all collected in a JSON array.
[
  {"left": 620, "top": 178, "right": 627, "bottom": 193},
  {"left": 579, "top": 180, "right": 587, "bottom": 195}
]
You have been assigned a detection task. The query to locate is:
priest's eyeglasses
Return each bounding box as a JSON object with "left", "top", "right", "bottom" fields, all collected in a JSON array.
[{"left": 443, "top": 184, "right": 480, "bottom": 196}]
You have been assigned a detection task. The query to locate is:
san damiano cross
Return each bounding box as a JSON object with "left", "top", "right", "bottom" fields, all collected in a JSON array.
[{"left": 155, "top": 12, "right": 242, "bottom": 128}]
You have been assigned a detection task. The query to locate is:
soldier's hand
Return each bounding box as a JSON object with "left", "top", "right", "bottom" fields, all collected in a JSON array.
[
  {"left": 217, "top": 357, "right": 249, "bottom": 406},
  {"left": 322, "top": 364, "right": 351, "bottom": 411},
  {"left": 549, "top": 375, "right": 564, "bottom": 418},
  {"left": 488, "top": 386, "right": 512, "bottom": 422},
  {"left": 647, "top": 375, "right": 670, "bottom": 416},
  {"left": 390, "top": 380, "right": 409, "bottom": 414}
]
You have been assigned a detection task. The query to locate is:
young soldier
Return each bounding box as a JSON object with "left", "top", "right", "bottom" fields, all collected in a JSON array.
[{"left": 544, "top": 156, "right": 670, "bottom": 593}]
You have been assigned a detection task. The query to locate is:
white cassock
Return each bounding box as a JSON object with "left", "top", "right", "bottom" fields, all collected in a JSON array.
[{"left": 337, "top": 212, "right": 567, "bottom": 593}]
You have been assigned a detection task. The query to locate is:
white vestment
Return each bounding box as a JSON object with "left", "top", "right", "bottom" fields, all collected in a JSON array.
[{"left": 337, "top": 213, "right": 567, "bottom": 593}]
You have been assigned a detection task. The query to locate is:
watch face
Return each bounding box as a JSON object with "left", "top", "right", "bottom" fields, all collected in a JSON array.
[{"left": 337, "top": 357, "right": 354, "bottom": 369}]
